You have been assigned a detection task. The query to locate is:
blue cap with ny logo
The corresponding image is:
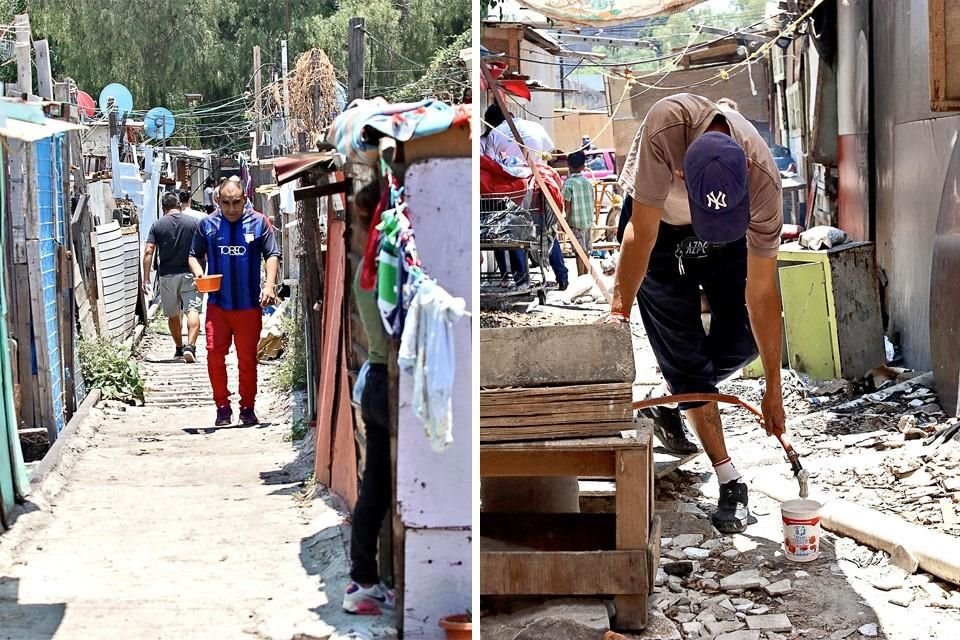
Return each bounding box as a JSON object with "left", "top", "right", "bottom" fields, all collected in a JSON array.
[{"left": 683, "top": 131, "right": 750, "bottom": 243}]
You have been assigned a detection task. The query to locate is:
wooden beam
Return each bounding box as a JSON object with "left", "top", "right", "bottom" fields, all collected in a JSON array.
[
  {"left": 33, "top": 39, "right": 52, "bottom": 100},
  {"left": 294, "top": 180, "right": 348, "bottom": 201},
  {"left": 14, "top": 14, "right": 31, "bottom": 96},
  {"left": 614, "top": 448, "right": 651, "bottom": 629},
  {"left": 480, "top": 549, "right": 648, "bottom": 595},
  {"left": 26, "top": 239, "right": 57, "bottom": 442}
]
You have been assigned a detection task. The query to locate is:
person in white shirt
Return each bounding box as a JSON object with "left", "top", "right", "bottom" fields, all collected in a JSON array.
[
  {"left": 481, "top": 103, "right": 555, "bottom": 165},
  {"left": 179, "top": 190, "right": 207, "bottom": 221}
]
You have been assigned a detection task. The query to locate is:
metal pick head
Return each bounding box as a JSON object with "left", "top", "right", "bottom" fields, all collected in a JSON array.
[{"left": 797, "top": 468, "right": 811, "bottom": 499}]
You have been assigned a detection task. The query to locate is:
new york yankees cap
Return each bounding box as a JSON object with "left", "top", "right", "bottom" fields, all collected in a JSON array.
[{"left": 683, "top": 131, "right": 750, "bottom": 243}]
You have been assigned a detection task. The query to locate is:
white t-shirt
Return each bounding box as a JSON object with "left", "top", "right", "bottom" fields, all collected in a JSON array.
[
  {"left": 482, "top": 119, "right": 555, "bottom": 165},
  {"left": 203, "top": 186, "right": 215, "bottom": 207}
]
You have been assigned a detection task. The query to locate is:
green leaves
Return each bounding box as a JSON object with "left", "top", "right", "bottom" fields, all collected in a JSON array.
[{"left": 78, "top": 338, "right": 145, "bottom": 406}]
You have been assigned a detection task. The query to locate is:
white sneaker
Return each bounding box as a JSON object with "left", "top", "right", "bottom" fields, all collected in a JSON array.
[{"left": 342, "top": 581, "right": 396, "bottom": 615}]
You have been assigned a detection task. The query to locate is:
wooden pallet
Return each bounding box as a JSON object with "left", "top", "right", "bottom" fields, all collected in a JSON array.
[
  {"left": 480, "top": 430, "right": 659, "bottom": 630},
  {"left": 480, "top": 382, "right": 633, "bottom": 441}
]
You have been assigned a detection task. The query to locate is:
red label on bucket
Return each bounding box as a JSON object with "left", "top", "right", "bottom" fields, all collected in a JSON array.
[{"left": 783, "top": 516, "right": 821, "bottom": 526}]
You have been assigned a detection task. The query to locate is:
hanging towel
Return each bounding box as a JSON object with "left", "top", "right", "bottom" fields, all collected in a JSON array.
[{"left": 397, "top": 280, "right": 467, "bottom": 452}]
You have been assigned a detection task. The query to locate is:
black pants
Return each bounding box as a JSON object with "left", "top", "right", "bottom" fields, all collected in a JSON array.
[
  {"left": 350, "top": 364, "right": 391, "bottom": 584},
  {"left": 636, "top": 222, "right": 758, "bottom": 410}
]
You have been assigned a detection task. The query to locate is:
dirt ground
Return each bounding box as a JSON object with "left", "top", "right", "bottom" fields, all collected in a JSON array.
[
  {"left": 0, "top": 325, "right": 396, "bottom": 640},
  {"left": 480, "top": 255, "right": 960, "bottom": 640}
]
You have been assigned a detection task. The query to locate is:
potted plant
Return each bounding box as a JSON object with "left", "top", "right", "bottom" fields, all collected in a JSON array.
[{"left": 439, "top": 608, "right": 472, "bottom": 639}]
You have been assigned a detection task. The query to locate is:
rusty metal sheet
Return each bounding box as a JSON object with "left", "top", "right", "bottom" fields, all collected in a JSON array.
[{"left": 273, "top": 151, "right": 338, "bottom": 185}]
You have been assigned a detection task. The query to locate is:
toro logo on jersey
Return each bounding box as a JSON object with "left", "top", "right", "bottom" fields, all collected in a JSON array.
[{"left": 220, "top": 245, "right": 247, "bottom": 256}]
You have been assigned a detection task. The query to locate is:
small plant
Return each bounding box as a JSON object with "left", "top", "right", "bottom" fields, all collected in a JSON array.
[
  {"left": 284, "top": 417, "right": 309, "bottom": 442},
  {"left": 276, "top": 313, "right": 307, "bottom": 392},
  {"left": 78, "top": 338, "right": 145, "bottom": 405}
]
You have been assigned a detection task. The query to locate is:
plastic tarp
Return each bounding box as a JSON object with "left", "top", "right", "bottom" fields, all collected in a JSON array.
[{"left": 512, "top": 0, "right": 707, "bottom": 26}]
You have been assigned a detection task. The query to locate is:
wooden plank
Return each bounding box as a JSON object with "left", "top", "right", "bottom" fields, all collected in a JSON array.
[
  {"left": 615, "top": 448, "right": 651, "bottom": 630},
  {"left": 91, "top": 230, "right": 109, "bottom": 333},
  {"left": 480, "top": 550, "right": 648, "bottom": 595},
  {"left": 481, "top": 512, "right": 617, "bottom": 551},
  {"left": 481, "top": 449, "right": 616, "bottom": 478},
  {"left": 7, "top": 139, "right": 28, "bottom": 264},
  {"left": 313, "top": 202, "right": 346, "bottom": 485},
  {"left": 74, "top": 256, "right": 96, "bottom": 338},
  {"left": 330, "top": 347, "right": 358, "bottom": 509},
  {"left": 11, "top": 264, "right": 35, "bottom": 428},
  {"left": 14, "top": 15, "right": 31, "bottom": 96},
  {"left": 32, "top": 39, "right": 52, "bottom": 99},
  {"left": 481, "top": 430, "right": 652, "bottom": 452},
  {"left": 480, "top": 324, "right": 635, "bottom": 388},
  {"left": 26, "top": 239, "right": 57, "bottom": 442}
]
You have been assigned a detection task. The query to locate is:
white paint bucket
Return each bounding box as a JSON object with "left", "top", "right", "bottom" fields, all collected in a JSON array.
[{"left": 781, "top": 499, "right": 823, "bottom": 562}]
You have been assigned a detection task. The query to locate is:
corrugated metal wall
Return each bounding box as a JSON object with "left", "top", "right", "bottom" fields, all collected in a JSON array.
[
  {"left": 34, "top": 137, "right": 66, "bottom": 434},
  {"left": 872, "top": 0, "right": 960, "bottom": 370}
]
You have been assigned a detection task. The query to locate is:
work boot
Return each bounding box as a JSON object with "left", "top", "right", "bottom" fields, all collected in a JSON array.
[
  {"left": 638, "top": 399, "right": 699, "bottom": 455},
  {"left": 215, "top": 406, "right": 233, "bottom": 426},
  {"left": 712, "top": 480, "right": 750, "bottom": 534},
  {"left": 239, "top": 407, "right": 259, "bottom": 426}
]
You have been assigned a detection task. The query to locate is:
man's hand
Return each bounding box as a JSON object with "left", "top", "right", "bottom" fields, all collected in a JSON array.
[
  {"left": 600, "top": 310, "right": 630, "bottom": 324},
  {"left": 142, "top": 277, "right": 151, "bottom": 297},
  {"left": 760, "top": 386, "right": 786, "bottom": 437},
  {"left": 260, "top": 284, "right": 277, "bottom": 308}
]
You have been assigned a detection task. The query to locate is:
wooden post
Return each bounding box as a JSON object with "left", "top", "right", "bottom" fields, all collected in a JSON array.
[
  {"left": 348, "top": 17, "right": 365, "bottom": 102},
  {"left": 33, "top": 39, "right": 52, "bottom": 99},
  {"left": 14, "top": 14, "right": 31, "bottom": 95},
  {"left": 253, "top": 45, "right": 262, "bottom": 148}
]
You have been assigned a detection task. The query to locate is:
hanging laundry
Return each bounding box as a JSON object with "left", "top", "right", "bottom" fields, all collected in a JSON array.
[{"left": 397, "top": 280, "right": 467, "bottom": 452}]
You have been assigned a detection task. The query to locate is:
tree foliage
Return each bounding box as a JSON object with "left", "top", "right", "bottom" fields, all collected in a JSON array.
[{"left": 12, "top": 0, "right": 467, "bottom": 151}]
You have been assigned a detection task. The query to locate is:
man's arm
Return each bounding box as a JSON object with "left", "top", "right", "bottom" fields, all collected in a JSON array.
[
  {"left": 745, "top": 253, "right": 785, "bottom": 436},
  {"left": 141, "top": 243, "right": 156, "bottom": 295},
  {"left": 188, "top": 224, "right": 206, "bottom": 277},
  {"left": 259, "top": 225, "right": 282, "bottom": 307},
  {"left": 188, "top": 256, "right": 204, "bottom": 278},
  {"left": 610, "top": 199, "right": 662, "bottom": 318}
]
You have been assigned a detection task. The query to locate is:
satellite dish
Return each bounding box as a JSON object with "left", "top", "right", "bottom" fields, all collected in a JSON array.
[
  {"left": 144, "top": 106, "right": 175, "bottom": 140},
  {"left": 98, "top": 82, "right": 133, "bottom": 120},
  {"left": 75, "top": 90, "right": 96, "bottom": 119}
]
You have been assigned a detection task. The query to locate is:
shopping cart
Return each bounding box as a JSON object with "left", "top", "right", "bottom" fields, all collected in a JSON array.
[{"left": 480, "top": 188, "right": 552, "bottom": 307}]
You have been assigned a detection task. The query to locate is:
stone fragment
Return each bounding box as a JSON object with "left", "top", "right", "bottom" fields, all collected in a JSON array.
[
  {"left": 794, "top": 571, "right": 809, "bottom": 578},
  {"left": 871, "top": 573, "right": 905, "bottom": 591},
  {"left": 665, "top": 548, "right": 688, "bottom": 561},
  {"left": 672, "top": 533, "right": 705, "bottom": 548},
  {"left": 662, "top": 561, "right": 694, "bottom": 577},
  {"left": 902, "top": 469, "right": 935, "bottom": 487},
  {"left": 889, "top": 544, "right": 920, "bottom": 574},
  {"left": 672, "top": 612, "right": 696, "bottom": 623},
  {"left": 763, "top": 579, "right": 793, "bottom": 596},
  {"left": 722, "top": 549, "right": 740, "bottom": 559},
  {"left": 858, "top": 623, "right": 879, "bottom": 637},
  {"left": 734, "top": 603, "right": 753, "bottom": 613},
  {"left": 721, "top": 570, "right": 762, "bottom": 591},
  {"left": 745, "top": 614, "right": 792, "bottom": 633},
  {"left": 714, "top": 631, "right": 760, "bottom": 640},
  {"left": 655, "top": 567, "right": 668, "bottom": 587},
  {"left": 701, "top": 538, "right": 725, "bottom": 550},
  {"left": 681, "top": 621, "right": 703, "bottom": 637},
  {"left": 694, "top": 610, "right": 717, "bottom": 623},
  {"left": 888, "top": 589, "right": 915, "bottom": 607},
  {"left": 684, "top": 547, "right": 711, "bottom": 560},
  {"left": 705, "top": 620, "right": 744, "bottom": 636},
  {"left": 701, "top": 578, "right": 720, "bottom": 591},
  {"left": 828, "top": 630, "right": 857, "bottom": 640},
  {"left": 746, "top": 606, "right": 769, "bottom": 616},
  {"left": 921, "top": 581, "right": 948, "bottom": 601}
]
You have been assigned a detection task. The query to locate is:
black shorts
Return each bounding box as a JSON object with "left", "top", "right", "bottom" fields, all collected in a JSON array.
[{"left": 636, "top": 222, "right": 758, "bottom": 409}]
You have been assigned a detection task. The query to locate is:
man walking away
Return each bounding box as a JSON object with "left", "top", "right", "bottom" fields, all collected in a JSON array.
[
  {"left": 189, "top": 178, "right": 281, "bottom": 427},
  {"left": 180, "top": 190, "right": 206, "bottom": 220},
  {"left": 563, "top": 150, "right": 596, "bottom": 276},
  {"left": 202, "top": 177, "right": 216, "bottom": 214},
  {"left": 143, "top": 192, "right": 203, "bottom": 362}
]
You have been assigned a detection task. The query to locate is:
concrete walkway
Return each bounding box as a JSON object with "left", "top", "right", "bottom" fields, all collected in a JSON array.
[{"left": 0, "top": 325, "right": 395, "bottom": 639}]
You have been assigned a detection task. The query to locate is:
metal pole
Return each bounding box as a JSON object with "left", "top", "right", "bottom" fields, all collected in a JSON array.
[
  {"left": 281, "top": 39, "right": 290, "bottom": 154},
  {"left": 254, "top": 45, "right": 263, "bottom": 152}
]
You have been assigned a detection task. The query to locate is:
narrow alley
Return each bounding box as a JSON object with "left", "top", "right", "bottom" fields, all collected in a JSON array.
[{"left": 0, "top": 322, "right": 391, "bottom": 640}]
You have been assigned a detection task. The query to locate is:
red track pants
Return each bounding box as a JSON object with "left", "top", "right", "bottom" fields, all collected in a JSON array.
[{"left": 205, "top": 304, "right": 262, "bottom": 409}]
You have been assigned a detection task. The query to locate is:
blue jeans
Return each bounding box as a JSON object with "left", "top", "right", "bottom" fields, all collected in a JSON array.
[
  {"left": 493, "top": 249, "right": 528, "bottom": 284},
  {"left": 549, "top": 239, "right": 568, "bottom": 286}
]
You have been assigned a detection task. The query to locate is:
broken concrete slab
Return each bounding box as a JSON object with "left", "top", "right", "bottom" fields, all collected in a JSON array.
[
  {"left": 888, "top": 589, "right": 915, "bottom": 607},
  {"left": 681, "top": 621, "right": 703, "bottom": 637},
  {"left": 858, "top": 622, "right": 879, "bottom": 637},
  {"left": 745, "top": 614, "right": 792, "bottom": 633},
  {"left": 889, "top": 544, "right": 920, "bottom": 574},
  {"left": 714, "top": 629, "right": 759, "bottom": 640},
  {"left": 671, "top": 533, "right": 704, "bottom": 548},
  {"left": 720, "top": 569, "right": 762, "bottom": 591},
  {"left": 514, "top": 618, "right": 608, "bottom": 640},
  {"left": 683, "top": 547, "right": 710, "bottom": 560},
  {"left": 763, "top": 579, "right": 793, "bottom": 596},
  {"left": 490, "top": 598, "right": 610, "bottom": 633},
  {"left": 704, "top": 619, "right": 745, "bottom": 636}
]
